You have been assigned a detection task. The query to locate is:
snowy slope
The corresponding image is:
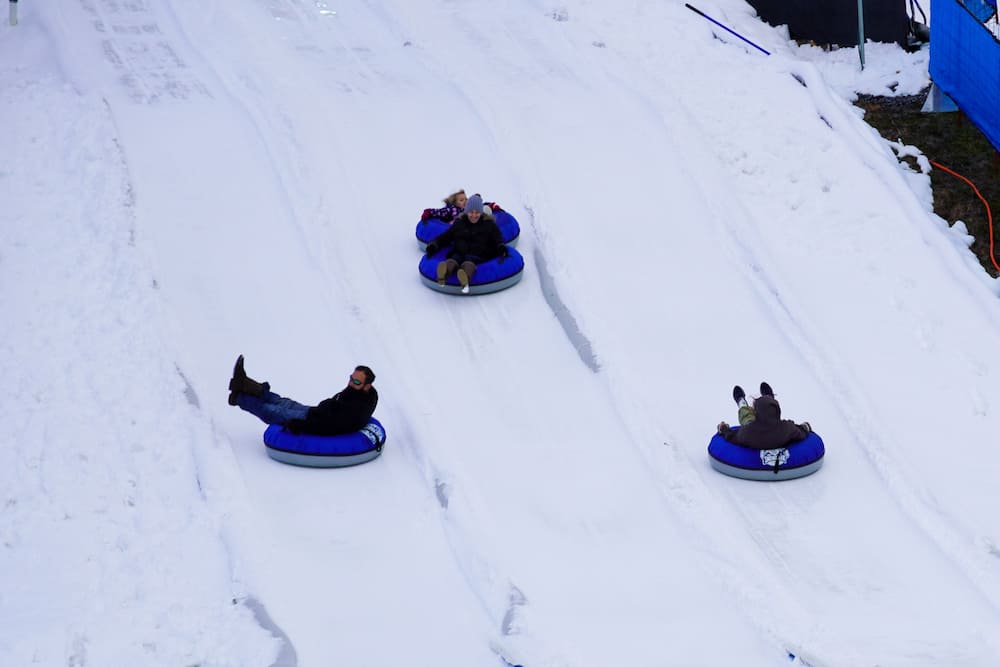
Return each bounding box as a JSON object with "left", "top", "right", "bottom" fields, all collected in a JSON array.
[{"left": 3, "top": 1, "right": 1000, "bottom": 666}]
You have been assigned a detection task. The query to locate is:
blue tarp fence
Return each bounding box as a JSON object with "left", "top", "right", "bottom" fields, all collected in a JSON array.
[
  {"left": 962, "top": 0, "right": 997, "bottom": 22},
  {"left": 929, "top": 0, "right": 1000, "bottom": 151}
]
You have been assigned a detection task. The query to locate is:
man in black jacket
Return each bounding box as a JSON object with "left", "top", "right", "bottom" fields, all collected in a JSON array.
[
  {"left": 717, "top": 382, "right": 811, "bottom": 448},
  {"left": 228, "top": 355, "right": 378, "bottom": 436}
]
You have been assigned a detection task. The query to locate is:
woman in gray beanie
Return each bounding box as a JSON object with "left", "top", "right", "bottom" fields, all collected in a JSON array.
[{"left": 423, "top": 194, "right": 508, "bottom": 293}]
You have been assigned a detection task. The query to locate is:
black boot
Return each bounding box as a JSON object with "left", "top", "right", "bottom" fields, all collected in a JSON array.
[
  {"left": 227, "top": 355, "right": 246, "bottom": 406},
  {"left": 760, "top": 382, "right": 774, "bottom": 398},
  {"left": 231, "top": 355, "right": 247, "bottom": 383},
  {"left": 229, "top": 355, "right": 246, "bottom": 390},
  {"left": 228, "top": 355, "right": 267, "bottom": 398},
  {"left": 733, "top": 385, "right": 747, "bottom": 406}
]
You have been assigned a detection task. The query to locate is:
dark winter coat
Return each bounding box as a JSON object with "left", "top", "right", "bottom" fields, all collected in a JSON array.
[
  {"left": 721, "top": 396, "right": 808, "bottom": 449},
  {"left": 286, "top": 386, "right": 378, "bottom": 436},
  {"left": 429, "top": 212, "right": 505, "bottom": 261}
]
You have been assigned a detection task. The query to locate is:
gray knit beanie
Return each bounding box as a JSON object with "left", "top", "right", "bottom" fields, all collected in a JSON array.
[{"left": 464, "top": 194, "right": 484, "bottom": 214}]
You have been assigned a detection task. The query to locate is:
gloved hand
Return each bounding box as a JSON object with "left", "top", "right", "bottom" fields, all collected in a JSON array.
[
  {"left": 798, "top": 421, "right": 812, "bottom": 433},
  {"left": 285, "top": 419, "right": 305, "bottom": 434},
  {"left": 420, "top": 208, "right": 435, "bottom": 222},
  {"left": 717, "top": 421, "right": 729, "bottom": 434},
  {"left": 487, "top": 202, "right": 504, "bottom": 213},
  {"left": 497, "top": 244, "right": 509, "bottom": 259},
  {"left": 425, "top": 242, "right": 439, "bottom": 258}
]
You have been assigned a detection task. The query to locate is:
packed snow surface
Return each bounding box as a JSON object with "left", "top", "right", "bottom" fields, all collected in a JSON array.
[{"left": 3, "top": 1, "right": 999, "bottom": 665}]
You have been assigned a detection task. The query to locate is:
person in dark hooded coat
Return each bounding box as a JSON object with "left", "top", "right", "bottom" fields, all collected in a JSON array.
[{"left": 717, "top": 382, "right": 811, "bottom": 449}]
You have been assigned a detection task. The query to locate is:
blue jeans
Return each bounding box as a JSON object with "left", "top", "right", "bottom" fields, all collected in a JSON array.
[{"left": 237, "top": 389, "right": 309, "bottom": 426}]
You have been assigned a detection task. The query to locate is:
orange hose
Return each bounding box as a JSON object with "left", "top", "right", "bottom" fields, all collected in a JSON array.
[{"left": 930, "top": 160, "right": 999, "bottom": 274}]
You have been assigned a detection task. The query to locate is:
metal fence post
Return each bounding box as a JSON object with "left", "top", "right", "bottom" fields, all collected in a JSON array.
[{"left": 857, "top": 0, "right": 866, "bottom": 69}]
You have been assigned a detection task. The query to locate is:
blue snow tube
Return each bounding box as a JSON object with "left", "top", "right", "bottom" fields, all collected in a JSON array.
[
  {"left": 415, "top": 210, "right": 521, "bottom": 250},
  {"left": 419, "top": 246, "right": 525, "bottom": 295},
  {"left": 708, "top": 427, "right": 824, "bottom": 481},
  {"left": 263, "top": 418, "right": 386, "bottom": 468}
]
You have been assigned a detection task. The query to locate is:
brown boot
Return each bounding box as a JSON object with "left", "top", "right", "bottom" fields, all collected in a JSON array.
[
  {"left": 230, "top": 373, "right": 267, "bottom": 397},
  {"left": 228, "top": 355, "right": 267, "bottom": 397},
  {"left": 458, "top": 261, "right": 476, "bottom": 294},
  {"left": 241, "top": 376, "right": 267, "bottom": 397}
]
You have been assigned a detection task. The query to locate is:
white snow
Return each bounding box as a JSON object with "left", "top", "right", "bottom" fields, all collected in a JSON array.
[{"left": 2, "top": 1, "right": 998, "bottom": 666}]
